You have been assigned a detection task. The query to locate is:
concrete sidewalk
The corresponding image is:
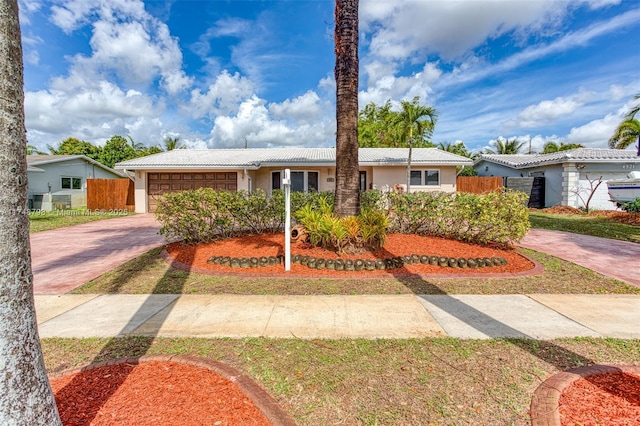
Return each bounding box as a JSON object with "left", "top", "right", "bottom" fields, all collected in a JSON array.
[{"left": 35, "top": 294, "right": 640, "bottom": 340}]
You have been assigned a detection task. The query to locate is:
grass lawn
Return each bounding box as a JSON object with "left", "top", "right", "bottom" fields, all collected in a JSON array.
[
  {"left": 42, "top": 212, "right": 640, "bottom": 424},
  {"left": 42, "top": 336, "right": 640, "bottom": 425},
  {"left": 73, "top": 247, "right": 640, "bottom": 295},
  {"left": 529, "top": 211, "right": 640, "bottom": 243},
  {"left": 29, "top": 209, "right": 133, "bottom": 233}
]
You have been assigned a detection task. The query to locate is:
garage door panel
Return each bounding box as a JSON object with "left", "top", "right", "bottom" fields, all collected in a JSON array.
[{"left": 147, "top": 172, "right": 237, "bottom": 212}]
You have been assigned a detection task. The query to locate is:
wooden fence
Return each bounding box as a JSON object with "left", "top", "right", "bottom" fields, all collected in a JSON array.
[
  {"left": 87, "top": 178, "right": 135, "bottom": 211},
  {"left": 456, "top": 176, "right": 504, "bottom": 194}
]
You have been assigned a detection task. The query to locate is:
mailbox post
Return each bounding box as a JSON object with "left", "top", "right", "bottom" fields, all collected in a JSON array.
[{"left": 283, "top": 169, "right": 291, "bottom": 271}]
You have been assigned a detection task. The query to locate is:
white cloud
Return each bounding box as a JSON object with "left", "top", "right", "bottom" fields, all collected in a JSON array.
[
  {"left": 515, "top": 97, "right": 582, "bottom": 128},
  {"left": 359, "top": 62, "right": 442, "bottom": 107},
  {"left": 361, "top": 0, "right": 568, "bottom": 61},
  {"left": 209, "top": 93, "right": 334, "bottom": 148},
  {"left": 566, "top": 113, "right": 620, "bottom": 147},
  {"left": 24, "top": 81, "right": 160, "bottom": 147},
  {"left": 49, "top": 0, "right": 191, "bottom": 95},
  {"left": 186, "top": 70, "right": 255, "bottom": 119}
]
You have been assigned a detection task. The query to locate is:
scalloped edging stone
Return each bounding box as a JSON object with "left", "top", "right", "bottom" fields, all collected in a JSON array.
[
  {"left": 48, "top": 355, "right": 297, "bottom": 426},
  {"left": 207, "top": 253, "right": 508, "bottom": 271},
  {"left": 529, "top": 364, "right": 640, "bottom": 426}
]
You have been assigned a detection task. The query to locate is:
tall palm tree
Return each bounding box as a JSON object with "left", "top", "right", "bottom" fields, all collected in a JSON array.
[
  {"left": 484, "top": 137, "right": 525, "bottom": 154},
  {"left": 608, "top": 118, "right": 640, "bottom": 153},
  {"left": 333, "top": 0, "right": 360, "bottom": 217},
  {"left": 395, "top": 97, "right": 437, "bottom": 193},
  {"left": 0, "top": 0, "right": 62, "bottom": 423},
  {"left": 625, "top": 93, "right": 639, "bottom": 120},
  {"left": 163, "top": 136, "right": 184, "bottom": 151}
]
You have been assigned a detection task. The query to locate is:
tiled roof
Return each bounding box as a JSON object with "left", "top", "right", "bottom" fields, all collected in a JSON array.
[
  {"left": 115, "top": 147, "right": 472, "bottom": 169},
  {"left": 476, "top": 148, "right": 640, "bottom": 169}
]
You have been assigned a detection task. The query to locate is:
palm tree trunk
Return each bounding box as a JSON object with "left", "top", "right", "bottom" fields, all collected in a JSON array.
[
  {"left": 333, "top": 0, "right": 360, "bottom": 217},
  {"left": 0, "top": 1, "right": 62, "bottom": 423}
]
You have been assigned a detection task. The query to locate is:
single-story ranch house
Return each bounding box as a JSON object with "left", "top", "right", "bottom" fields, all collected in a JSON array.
[
  {"left": 473, "top": 148, "right": 640, "bottom": 210},
  {"left": 27, "top": 155, "right": 124, "bottom": 210},
  {"left": 115, "top": 147, "right": 473, "bottom": 213}
]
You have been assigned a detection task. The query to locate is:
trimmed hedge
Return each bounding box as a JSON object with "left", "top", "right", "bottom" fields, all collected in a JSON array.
[
  {"left": 381, "top": 190, "right": 530, "bottom": 247},
  {"left": 155, "top": 188, "right": 529, "bottom": 248},
  {"left": 155, "top": 189, "right": 333, "bottom": 244}
]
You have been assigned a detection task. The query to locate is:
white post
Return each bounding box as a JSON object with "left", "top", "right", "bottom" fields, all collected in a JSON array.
[{"left": 283, "top": 169, "right": 291, "bottom": 271}]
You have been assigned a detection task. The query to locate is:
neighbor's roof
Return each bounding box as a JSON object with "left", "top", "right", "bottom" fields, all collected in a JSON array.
[
  {"left": 114, "top": 147, "right": 473, "bottom": 170},
  {"left": 26, "top": 154, "right": 125, "bottom": 176},
  {"left": 475, "top": 148, "right": 640, "bottom": 169}
]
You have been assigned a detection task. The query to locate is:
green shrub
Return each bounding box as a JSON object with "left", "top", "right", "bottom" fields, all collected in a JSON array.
[
  {"left": 155, "top": 189, "right": 337, "bottom": 244},
  {"left": 294, "top": 196, "right": 388, "bottom": 254},
  {"left": 622, "top": 198, "right": 640, "bottom": 213},
  {"left": 155, "top": 187, "right": 528, "bottom": 248},
  {"left": 383, "top": 189, "right": 529, "bottom": 247}
]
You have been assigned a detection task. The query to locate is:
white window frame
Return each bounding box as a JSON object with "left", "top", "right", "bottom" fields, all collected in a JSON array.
[
  {"left": 271, "top": 170, "right": 319, "bottom": 193},
  {"left": 409, "top": 169, "right": 440, "bottom": 186},
  {"left": 61, "top": 176, "right": 83, "bottom": 190}
]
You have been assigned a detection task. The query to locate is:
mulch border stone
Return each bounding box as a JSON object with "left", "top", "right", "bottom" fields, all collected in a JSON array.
[
  {"left": 529, "top": 364, "right": 640, "bottom": 426},
  {"left": 48, "top": 355, "right": 297, "bottom": 426},
  {"left": 161, "top": 248, "right": 544, "bottom": 280}
]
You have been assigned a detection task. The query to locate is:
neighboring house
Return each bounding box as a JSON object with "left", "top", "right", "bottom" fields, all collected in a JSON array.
[
  {"left": 473, "top": 148, "right": 640, "bottom": 210},
  {"left": 27, "top": 155, "right": 125, "bottom": 210},
  {"left": 115, "top": 147, "right": 473, "bottom": 213}
]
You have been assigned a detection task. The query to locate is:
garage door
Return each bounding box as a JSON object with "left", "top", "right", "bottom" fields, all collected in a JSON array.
[{"left": 147, "top": 172, "right": 237, "bottom": 212}]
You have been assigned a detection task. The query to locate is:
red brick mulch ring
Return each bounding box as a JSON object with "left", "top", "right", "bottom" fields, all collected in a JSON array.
[
  {"left": 530, "top": 364, "right": 640, "bottom": 425},
  {"left": 164, "top": 233, "right": 540, "bottom": 278},
  {"left": 49, "top": 355, "right": 296, "bottom": 426}
]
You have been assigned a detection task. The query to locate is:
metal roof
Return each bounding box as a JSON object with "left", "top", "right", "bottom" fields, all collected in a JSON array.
[
  {"left": 475, "top": 148, "right": 640, "bottom": 169},
  {"left": 26, "top": 154, "right": 125, "bottom": 176},
  {"left": 115, "top": 147, "right": 473, "bottom": 170}
]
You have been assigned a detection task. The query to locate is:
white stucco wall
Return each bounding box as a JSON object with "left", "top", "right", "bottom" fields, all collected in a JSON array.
[
  {"left": 371, "top": 166, "right": 457, "bottom": 193},
  {"left": 476, "top": 159, "right": 637, "bottom": 210}
]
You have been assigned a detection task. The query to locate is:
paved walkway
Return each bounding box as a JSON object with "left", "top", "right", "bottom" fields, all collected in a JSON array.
[
  {"left": 519, "top": 229, "right": 640, "bottom": 287},
  {"left": 30, "top": 214, "right": 165, "bottom": 294},
  {"left": 30, "top": 219, "right": 640, "bottom": 339}
]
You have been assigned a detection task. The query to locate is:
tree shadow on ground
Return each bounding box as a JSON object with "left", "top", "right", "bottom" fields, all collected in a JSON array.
[
  {"left": 375, "top": 245, "right": 640, "bottom": 409},
  {"left": 53, "top": 256, "right": 189, "bottom": 424}
]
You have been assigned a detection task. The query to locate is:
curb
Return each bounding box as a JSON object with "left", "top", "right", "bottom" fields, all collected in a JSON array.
[
  {"left": 529, "top": 364, "right": 640, "bottom": 425},
  {"left": 49, "top": 355, "right": 297, "bottom": 426}
]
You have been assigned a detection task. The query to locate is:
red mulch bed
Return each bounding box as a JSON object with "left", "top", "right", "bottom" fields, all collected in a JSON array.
[
  {"left": 537, "top": 206, "right": 640, "bottom": 226},
  {"left": 50, "top": 360, "right": 277, "bottom": 426},
  {"left": 559, "top": 371, "right": 640, "bottom": 425},
  {"left": 165, "top": 233, "right": 536, "bottom": 277}
]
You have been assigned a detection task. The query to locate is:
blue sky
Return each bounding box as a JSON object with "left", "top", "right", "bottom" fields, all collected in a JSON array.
[{"left": 19, "top": 0, "right": 640, "bottom": 153}]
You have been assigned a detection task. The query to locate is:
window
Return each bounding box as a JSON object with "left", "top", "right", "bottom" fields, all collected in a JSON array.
[
  {"left": 272, "top": 170, "right": 318, "bottom": 193},
  {"left": 359, "top": 171, "right": 367, "bottom": 191},
  {"left": 409, "top": 170, "right": 440, "bottom": 186},
  {"left": 61, "top": 177, "right": 82, "bottom": 190},
  {"left": 272, "top": 171, "right": 281, "bottom": 190},
  {"left": 410, "top": 171, "right": 422, "bottom": 186}
]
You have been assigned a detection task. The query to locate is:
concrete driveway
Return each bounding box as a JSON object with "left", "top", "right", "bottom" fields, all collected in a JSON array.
[{"left": 30, "top": 214, "right": 165, "bottom": 294}]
